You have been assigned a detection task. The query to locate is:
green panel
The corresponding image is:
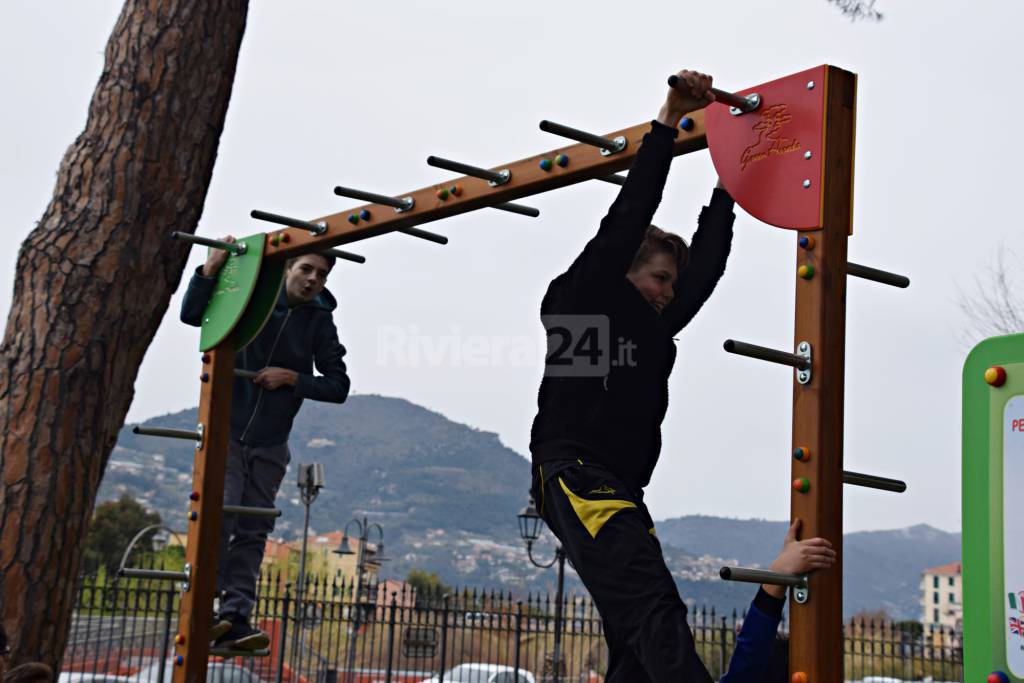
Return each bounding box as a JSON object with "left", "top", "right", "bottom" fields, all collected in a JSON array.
[
  {"left": 199, "top": 234, "right": 265, "bottom": 352},
  {"left": 232, "top": 259, "right": 284, "bottom": 351},
  {"left": 963, "top": 332, "right": 1024, "bottom": 682}
]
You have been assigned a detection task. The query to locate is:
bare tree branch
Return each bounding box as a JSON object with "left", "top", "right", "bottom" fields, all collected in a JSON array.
[
  {"left": 828, "top": 0, "right": 884, "bottom": 21},
  {"left": 956, "top": 244, "right": 1024, "bottom": 349}
]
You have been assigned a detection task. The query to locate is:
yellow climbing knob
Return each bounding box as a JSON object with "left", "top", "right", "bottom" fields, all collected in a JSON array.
[
  {"left": 798, "top": 264, "right": 815, "bottom": 280},
  {"left": 985, "top": 366, "right": 1007, "bottom": 387}
]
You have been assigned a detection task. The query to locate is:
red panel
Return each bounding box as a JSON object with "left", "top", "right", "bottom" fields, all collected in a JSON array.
[{"left": 706, "top": 65, "right": 828, "bottom": 230}]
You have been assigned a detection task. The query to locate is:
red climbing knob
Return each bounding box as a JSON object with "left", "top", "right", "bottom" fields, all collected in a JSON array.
[
  {"left": 791, "top": 673, "right": 808, "bottom": 683},
  {"left": 792, "top": 477, "right": 811, "bottom": 493},
  {"left": 189, "top": 491, "right": 200, "bottom": 501},
  {"left": 984, "top": 366, "right": 1007, "bottom": 387},
  {"left": 201, "top": 354, "right": 211, "bottom": 364},
  {"left": 175, "top": 634, "right": 186, "bottom": 645}
]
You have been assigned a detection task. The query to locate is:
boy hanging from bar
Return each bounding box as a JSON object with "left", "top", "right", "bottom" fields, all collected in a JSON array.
[
  {"left": 529, "top": 70, "right": 835, "bottom": 681},
  {"left": 182, "top": 245, "right": 350, "bottom": 650}
]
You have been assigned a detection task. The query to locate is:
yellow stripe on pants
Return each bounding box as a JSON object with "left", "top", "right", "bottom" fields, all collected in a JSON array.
[{"left": 558, "top": 477, "right": 637, "bottom": 539}]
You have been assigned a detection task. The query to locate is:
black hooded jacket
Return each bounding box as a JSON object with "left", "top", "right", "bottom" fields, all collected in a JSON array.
[
  {"left": 181, "top": 268, "right": 350, "bottom": 447},
  {"left": 529, "top": 121, "right": 735, "bottom": 494}
]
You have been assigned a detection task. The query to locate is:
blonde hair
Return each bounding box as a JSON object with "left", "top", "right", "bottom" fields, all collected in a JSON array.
[{"left": 629, "top": 225, "right": 689, "bottom": 273}]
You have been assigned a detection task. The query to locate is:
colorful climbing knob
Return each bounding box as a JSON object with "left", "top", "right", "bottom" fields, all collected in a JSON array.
[
  {"left": 798, "top": 264, "right": 815, "bottom": 280},
  {"left": 188, "top": 511, "right": 198, "bottom": 521},
  {"left": 679, "top": 117, "right": 694, "bottom": 132},
  {"left": 449, "top": 184, "right": 462, "bottom": 197},
  {"left": 347, "top": 214, "right": 359, "bottom": 225},
  {"left": 791, "top": 673, "right": 808, "bottom": 683},
  {"left": 189, "top": 491, "right": 200, "bottom": 501},
  {"left": 436, "top": 188, "right": 450, "bottom": 201},
  {"left": 792, "top": 477, "right": 811, "bottom": 493},
  {"left": 280, "top": 232, "right": 290, "bottom": 243},
  {"left": 359, "top": 209, "right": 371, "bottom": 221},
  {"left": 988, "top": 673, "right": 1009, "bottom": 683},
  {"left": 985, "top": 366, "right": 1007, "bottom": 387},
  {"left": 271, "top": 234, "right": 280, "bottom": 246},
  {"left": 199, "top": 373, "right": 210, "bottom": 383},
  {"left": 174, "top": 656, "right": 184, "bottom": 666},
  {"left": 201, "top": 354, "right": 210, "bottom": 364},
  {"left": 175, "top": 634, "right": 186, "bottom": 645},
  {"left": 793, "top": 446, "right": 811, "bottom": 462},
  {"left": 555, "top": 154, "right": 569, "bottom": 167},
  {"left": 539, "top": 158, "right": 553, "bottom": 171},
  {"left": 798, "top": 235, "right": 815, "bottom": 250}
]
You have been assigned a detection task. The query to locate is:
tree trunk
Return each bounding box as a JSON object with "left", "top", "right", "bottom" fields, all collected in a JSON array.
[{"left": 0, "top": 0, "right": 248, "bottom": 668}]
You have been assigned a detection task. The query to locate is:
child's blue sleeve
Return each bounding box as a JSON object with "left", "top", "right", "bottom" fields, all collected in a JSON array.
[{"left": 719, "top": 589, "right": 784, "bottom": 683}]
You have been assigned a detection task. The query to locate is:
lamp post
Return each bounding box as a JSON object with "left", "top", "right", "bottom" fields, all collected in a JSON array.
[
  {"left": 517, "top": 499, "right": 566, "bottom": 683},
  {"left": 290, "top": 463, "right": 325, "bottom": 673},
  {"left": 334, "top": 516, "right": 384, "bottom": 683}
]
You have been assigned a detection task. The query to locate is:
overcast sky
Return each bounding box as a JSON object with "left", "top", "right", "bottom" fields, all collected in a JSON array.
[{"left": 2, "top": 1, "right": 1021, "bottom": 534}]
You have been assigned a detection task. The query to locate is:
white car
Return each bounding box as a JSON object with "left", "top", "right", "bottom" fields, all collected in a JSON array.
[
  {"left": 60, "top": 661, "right": 270, "bottom": 683},
  {"left": 418, "top": 663, "right": 536, "bottom": 683}
]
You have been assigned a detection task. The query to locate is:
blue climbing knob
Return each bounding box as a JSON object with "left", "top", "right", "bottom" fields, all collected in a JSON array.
[
  {"left": 555, "top": 154, "right": 569, "bottom": 167},
  {"left": 679, "top": 117, "right": 694, "bottom": 132},
  {"left": 539, "top": 158, "right": 553, "bottom": 171},
  {"left": 359, "top": 209, "right": 371, "bottom": 221}
]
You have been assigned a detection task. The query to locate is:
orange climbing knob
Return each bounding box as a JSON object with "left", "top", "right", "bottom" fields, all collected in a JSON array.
[
  {"left": 791, "top": 673, "right": 808, "bottom": 683},
  {"left": 985, "top": 366, "right": 1007, "bottom": 387},
  {"left": 798, "top": 264, "right": 815, "bottom": 280},
  {"left": 793, "top": 446, "right": 811, "bottom": 462},
  {"left": 792, "top": 477, "right": 811, "bottom": 493}
]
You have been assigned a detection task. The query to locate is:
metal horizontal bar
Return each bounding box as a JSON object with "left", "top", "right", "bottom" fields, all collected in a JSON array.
[
  {"left": 263, "top": 116, "right": 709, "bottom": 260},
  {"left": 333, "top": 186, "right": 412, "bottom": 211},
  {"left": 171, "top": 232, "right": 246, "bottom": 255},
  {"left": 251, "top": 210, "right": 326, "bottom": 235},
  {"left": 723, "top": 340, "right": 810, "bottom": 370},
  {"left": 847, "top": 262, "right": 910, "bottom": 288},
  {"left": 234, "top": 369, "right": 257, "bottom": 380},
  {"left": 719, "top": 566, "right": 807, "bottom": 588},
  {"left": 843, "top": 470, "right": 907, "bottom": 493},
  {"left": 666, "top": 75, "right": 758, "bottom": 113},
  {"left": 223, "top": 505, "right": 282, "bottom": 518},
  {"left": 493, "top": 202, "right": 540, "bottom": 218},
  {"left": 209, "top": 647, "right": 270, "bottom": 658},
  {"left": 119, "top": 568, "right": 189, "bottom": 582},
  {"left": 427, "top": 156, "right": 508, "bottom": 185},
  {"left": 596, "top": 174, "right": 627, "bottom": 186},
  {"left": 132, "top": 426, "right": 202, "bottom": 441},
  {"left": 539, "top": 120, "right": 626, "bottom": 153},
  {"left": 398, "top": 227, "right": 448, "bottom": 245},
  {"left": 322, "top": 248, "right": 366, "bottom": 264}
]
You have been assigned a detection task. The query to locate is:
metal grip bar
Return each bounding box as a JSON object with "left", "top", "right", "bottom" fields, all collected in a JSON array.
[
  {"left": 843, "top": 470, "right": 907, "bottom": 493},
  {"left": 132, "top": 426, "right": 202, "bottom": 441},
  {"left": 171, "top": 232, "right": 246, "bottom": 255},
  {"left": 494, "top": 203, "right": 541, "bottom": 218},
  {"left": 234, "top": 369, "right": 258, "bottom": 380},
  {"left": 398, "top": 227, "right": 448, "bottom": 245},
  {"left": 666, "top": 75, "right": 759, "bottom": 113},
  {"left": 224, "top": 505, "right": 282, "bottom": 518},
  {"left": 597, "top": 175, "right": 627, "bottom": 186},
  {"left": 847, "top": 262, "right": 910, "bottom": 288},
  {"left": 250, "top": 210, "right": 327, "bottom": 235},
  {"left": 322, "top": 248, "right": 366, "bottom": 264},
  {"left": 119, "top": 568, "right": 190, "bottom": 581},
  {"left": 539, "top": 120, "right": 626, "bottom": 153},
  {"left": 333, "top": 186, "right": 412, "bottom": 211},
  {"left": 719, "top": 566, "right": 808, "bottom": 588},
  {"left": 723, "top": 340, "right": 811, "bottom": 370},
  {"left": 426, "top": 156, "right": 509, "bottom": 185}
]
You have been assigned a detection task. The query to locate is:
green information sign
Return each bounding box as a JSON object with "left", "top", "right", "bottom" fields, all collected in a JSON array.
[
  {"left": 199, "top": 234, "right": 265, "bottom": 352},
  {"left": 963, "top": 332, "right": 1024, "bottom": 682}
]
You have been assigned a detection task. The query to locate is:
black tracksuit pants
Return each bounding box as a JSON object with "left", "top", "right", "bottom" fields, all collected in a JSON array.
[{"left": 532, "top": 460, "right": 713, "bottom": 683}]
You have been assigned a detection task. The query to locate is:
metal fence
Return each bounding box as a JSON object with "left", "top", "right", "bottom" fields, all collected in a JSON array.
[{"left": 62, "top": 568, "right": 964, "bottom": 682}]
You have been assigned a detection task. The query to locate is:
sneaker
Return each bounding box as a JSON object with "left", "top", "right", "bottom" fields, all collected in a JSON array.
[
  {"left": 213, "top": 618, "right": 270, "bottom": 651},
  {"left": 210, "top": 615, "right": 233, "bottom": 642}
]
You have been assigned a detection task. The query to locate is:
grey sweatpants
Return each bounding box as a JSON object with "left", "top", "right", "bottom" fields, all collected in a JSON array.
[{"left": 216, "top": 439, "right": 290, "bottom": 619}]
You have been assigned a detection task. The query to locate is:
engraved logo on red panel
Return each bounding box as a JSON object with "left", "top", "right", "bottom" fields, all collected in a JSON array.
[{"left": 740, "top": 104, "right": 803, "bottom": 171}]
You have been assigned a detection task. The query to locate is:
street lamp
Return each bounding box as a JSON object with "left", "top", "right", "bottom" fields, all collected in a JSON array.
[
  {"left": 290, "top": 463, "right": 325, "bottom": 675},
  {"left": 334, "top": 516, "right": 385, "bottom": 683},
  {"left": 517, "top": 498, "right": 566, "bottom": 683}
]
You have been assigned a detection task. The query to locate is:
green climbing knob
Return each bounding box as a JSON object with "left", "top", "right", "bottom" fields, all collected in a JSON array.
[
  {"left": 792, "top": 477, "right": 811, "bottom": 493},
  {"left": 798, "top": 264, "right": 815, "bottom": 280},
  {"left": 347, "top": 214, "right": 359, "bottom": 225},
  {"left": 539, "top": 158, "right": 553, "bottom": 171}
]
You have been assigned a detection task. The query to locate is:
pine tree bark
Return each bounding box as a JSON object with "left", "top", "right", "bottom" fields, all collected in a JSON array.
[{"left": 0, "top": 0, "right": 248, "bottom": 668}]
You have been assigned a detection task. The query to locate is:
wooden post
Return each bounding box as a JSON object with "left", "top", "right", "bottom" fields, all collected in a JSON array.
[
  {"left": 173, "top": 342, "right": 235, "bottom": 683},
  {"left": 789, "top": 66, "right": 857, "bottom": 680}
]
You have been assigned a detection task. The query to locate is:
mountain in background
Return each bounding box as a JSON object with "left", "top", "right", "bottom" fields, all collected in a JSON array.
[{"left": 104, "top": 395, "right": 960, "bottom": 619}]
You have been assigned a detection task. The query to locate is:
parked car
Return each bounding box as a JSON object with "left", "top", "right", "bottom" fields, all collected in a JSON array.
[
  {"left": 418, "top": 663, "right": 535, "bottom": 683},
  {"left": 61, "top": 661, "right": 270, "bottom": 683}
]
